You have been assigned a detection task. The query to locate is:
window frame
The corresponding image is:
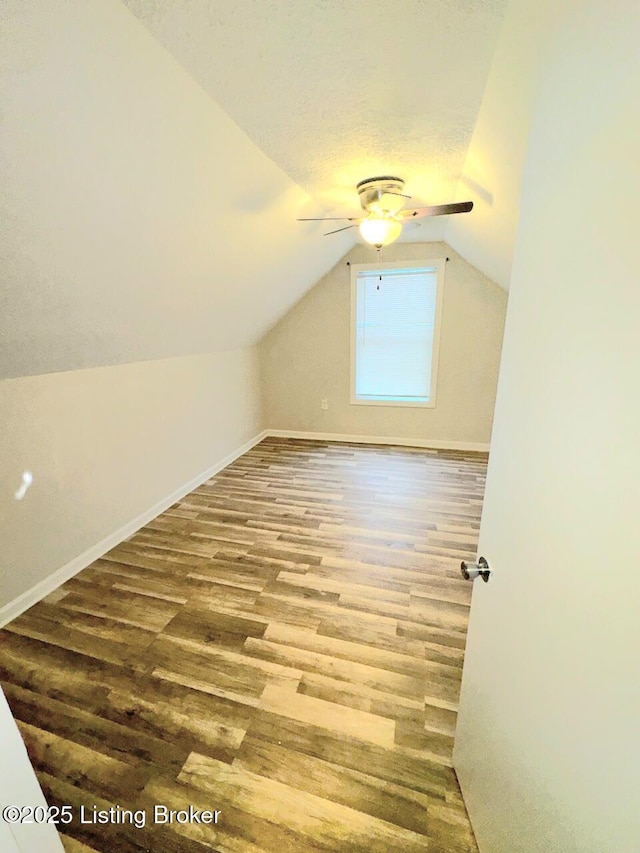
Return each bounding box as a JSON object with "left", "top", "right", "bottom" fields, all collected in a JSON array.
[{"left": 349, "top": 258, "right": 446, "bottom": 409}]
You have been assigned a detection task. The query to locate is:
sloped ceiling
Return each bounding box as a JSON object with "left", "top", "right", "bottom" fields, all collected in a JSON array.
[
  {"left": 122, "top": 0, "right": 508, "bottom": 240},
  {"left": 446, "top": 0, "right": 548, "bottom": 289},
  {"left": 0, "top": 0, "right": 352, "bottom": 379},
  {"left": 1, "top": 0, "right": 511, "bottom": 380}
]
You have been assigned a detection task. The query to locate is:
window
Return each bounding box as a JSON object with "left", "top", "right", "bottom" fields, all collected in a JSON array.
[{"left": 350, "top": 260, "right": 445, "bottom": 408}]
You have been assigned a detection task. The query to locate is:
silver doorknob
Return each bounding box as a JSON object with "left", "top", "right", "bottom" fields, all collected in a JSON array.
[{"left": 461, "top": 556, "right": 491, "bottom": 582}]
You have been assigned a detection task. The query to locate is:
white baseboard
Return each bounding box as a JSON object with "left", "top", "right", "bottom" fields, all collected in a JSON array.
[
  {"left": 0, "top": 429, "right": 269, "bottom": 628},
  {"left": 266, "top": 429, "right": 490, "bottom": 453},
  {"left": 0, "top": 426, "right": 485, "bottom": 627}
]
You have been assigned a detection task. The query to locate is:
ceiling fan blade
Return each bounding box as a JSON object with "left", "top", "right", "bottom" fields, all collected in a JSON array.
[
  {"left": 297, "top": 216, "right": 358, "bottom": 221},
  {"left": 402, "top": 201, "right": 474, "bottom": 219},
  {"left": 324, "top": 224, "right": 359, "bottom": 236}
]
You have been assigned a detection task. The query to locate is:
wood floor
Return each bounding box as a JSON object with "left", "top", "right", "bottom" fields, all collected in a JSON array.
[{"left": 0, "top": 437, "right": 487, "bottom": 852}]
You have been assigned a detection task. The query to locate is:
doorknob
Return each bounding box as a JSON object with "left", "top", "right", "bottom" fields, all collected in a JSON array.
[{"left": 461, "top": 556, "right": 491, "bottom": 582}]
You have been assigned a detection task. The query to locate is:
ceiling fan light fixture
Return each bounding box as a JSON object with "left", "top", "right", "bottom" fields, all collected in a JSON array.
[
  {"left": 359, "top": 214, "right": 402, "bottom": 248},
  {"left": 377, "top": 192, "right": 406, "bottom": 215},
  {"left": 297, "top": 175, "right": 473, "bottom": 250}
]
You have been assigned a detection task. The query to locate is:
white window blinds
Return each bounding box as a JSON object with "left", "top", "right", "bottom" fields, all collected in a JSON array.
[{"left": 354, "top": 267, "right": 439, "bottom": 402}]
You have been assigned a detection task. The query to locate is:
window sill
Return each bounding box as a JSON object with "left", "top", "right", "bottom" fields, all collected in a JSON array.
[{"left": 350, "top": 397, "right": 436, "bottom": 409}]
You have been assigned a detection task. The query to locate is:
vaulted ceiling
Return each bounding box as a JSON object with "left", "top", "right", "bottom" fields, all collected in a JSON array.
[
  {"left": 123, "top": 0, "right": 507, "bottom": 238},
  {"left": 1, "top": 0, "right": 519, "bottom": 380}
]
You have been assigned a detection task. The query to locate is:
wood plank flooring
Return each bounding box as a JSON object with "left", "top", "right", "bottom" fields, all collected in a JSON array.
[{"left": 0, "top": 437, "right": 487, "bottom": 852}]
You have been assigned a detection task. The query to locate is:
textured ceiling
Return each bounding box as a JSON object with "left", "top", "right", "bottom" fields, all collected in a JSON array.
[
  {"left": 123, "top": 0, "right": 508, "bottom": 239},
  {"left": 1, "top": 0, "right": 512, "bottom": 381}
]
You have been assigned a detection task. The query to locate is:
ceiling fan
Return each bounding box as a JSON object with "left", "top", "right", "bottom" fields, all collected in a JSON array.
[{"left": 297, "top": 176, "right": 473, "bottom": 249}]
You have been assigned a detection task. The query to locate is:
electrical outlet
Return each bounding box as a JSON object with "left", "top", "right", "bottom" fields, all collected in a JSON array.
[{"left": 321, "top": 398, "right": 329, "bottom": 410}]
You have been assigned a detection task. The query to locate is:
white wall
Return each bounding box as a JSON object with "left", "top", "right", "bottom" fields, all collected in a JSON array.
[
  {"left": 454, "top": 0, "right": 640, "bottom": 850},
  {"left": 0, "top": 348, "right": 262, "bottom": 618},
  {"left": 0, "top": 0, "right": 352, "bottom": 380},
  {"left": 259, "top": 242, "right": 506, "bottom": 446},
  {"left": 0, "top": 0, "right": 278, "bottom": 622}
]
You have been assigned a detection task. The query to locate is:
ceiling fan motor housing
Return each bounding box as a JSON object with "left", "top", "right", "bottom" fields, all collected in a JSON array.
[{"left": 356, "top": 176, "right": 406, "bottom": 214}]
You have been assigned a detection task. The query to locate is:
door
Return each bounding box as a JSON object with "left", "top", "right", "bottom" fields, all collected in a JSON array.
[
  {"left": 453, "top": 2, "right": 640, "bottom": 851},
  {"left": 0, "top": 688, "right": 65, "bottom": 852}
]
